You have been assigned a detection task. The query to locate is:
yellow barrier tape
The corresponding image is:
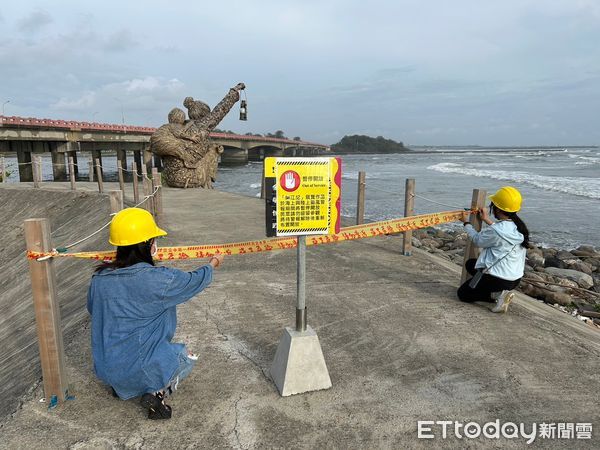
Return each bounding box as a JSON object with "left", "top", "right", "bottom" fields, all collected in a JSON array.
[{"left": 27, "top": 210, "right": 465, "bottom": 262}]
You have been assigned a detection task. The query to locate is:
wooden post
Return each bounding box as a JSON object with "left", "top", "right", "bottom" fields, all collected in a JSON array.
[
  {"left": 132, "top": 161, "right": 140, "bottom": 204},
  {"left": 356, "top": 171, "right": 366, "bottom": 225},
  {"left": 108, "top": 190, "right": 124, "bottom": 214},
  {"left": 68, "top": 156, "right": 76, "bottom": 190},
  {"left": 88, "top": 160, "right": 94, "bottom": 182},
  {"left": 94, "top": 158, "right": 104, "bottom": 193},
  {"left": 117, "top": 160, "right": 125, "bottom": 193},
  {"left": 32, "top": 155, "right": 41, "bottom": 188},
  {"left": 0, "top": 156, "right": 5, "bottom": 182},
  {"left": 24, "top": 218, "right": 69, "bottom": 405},
  {"left": 140, "top": 162, "right": 151, "bottom": 212},
  {"left": 402, "top": 178, "right": 415, "bottom": 256},
  {"left": 152, "top": 167, "right": 163, "bottom": 217},
  {"left": 460, "top": 189, "right": 487, "bottom": 283}
]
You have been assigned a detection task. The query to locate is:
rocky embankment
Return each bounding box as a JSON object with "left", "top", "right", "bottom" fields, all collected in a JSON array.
[{"left": 412, "top": 228, "right": 600, "bottom": 328}]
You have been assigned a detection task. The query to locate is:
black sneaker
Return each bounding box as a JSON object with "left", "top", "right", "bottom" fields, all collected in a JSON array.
[{"left": 140, "top": 392, "right": 172, "bottom": 420}]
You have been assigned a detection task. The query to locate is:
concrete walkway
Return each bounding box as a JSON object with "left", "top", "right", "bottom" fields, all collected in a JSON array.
[{"left": 1, "top": 185, "right": 599, "bottom": 449}]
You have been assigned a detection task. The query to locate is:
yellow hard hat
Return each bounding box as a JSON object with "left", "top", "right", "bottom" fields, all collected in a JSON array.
[
  {"left": 489, "top": 186, "right": 522, "bottom": 213},
  {"left": 109, "top": 208, "right": 167, "bottom": 246}
]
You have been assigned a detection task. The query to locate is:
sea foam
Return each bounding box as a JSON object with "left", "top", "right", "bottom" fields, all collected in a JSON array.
[{"left": 427, "top": 162, "right": 600, "bottom": 199}]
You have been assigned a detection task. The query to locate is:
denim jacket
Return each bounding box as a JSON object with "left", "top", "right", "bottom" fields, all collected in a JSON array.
[{"left": 87, "top": 262, "right": 213, "bottom": 399}]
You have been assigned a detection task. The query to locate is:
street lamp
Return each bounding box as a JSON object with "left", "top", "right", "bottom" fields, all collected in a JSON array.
[
  {"left": 113, "top": 98, "right": 125, "bottom": 125},
  {"left": 2, "top": 100, "right": 10, "bottom": 116}
]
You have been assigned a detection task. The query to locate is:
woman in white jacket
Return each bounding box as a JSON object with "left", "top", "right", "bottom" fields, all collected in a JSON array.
[{"left": 457, "top": 186, "right": 530, "bottom": 313}]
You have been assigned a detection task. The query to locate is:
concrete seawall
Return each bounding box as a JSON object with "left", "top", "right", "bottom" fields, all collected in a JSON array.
[
  {"left": 1, "top": 184, "right": 599, "bottom": 447},
  {"left": 0, "top": 185, "right": 112, "bottom": 418}
]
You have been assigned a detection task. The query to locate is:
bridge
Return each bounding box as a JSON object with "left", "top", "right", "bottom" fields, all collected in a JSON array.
[{"left": 0, "top": 116, "right": 329, "bottom": 182}]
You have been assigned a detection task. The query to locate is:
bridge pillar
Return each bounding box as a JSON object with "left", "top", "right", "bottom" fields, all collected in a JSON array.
[
  {"left": 50, "top": 148, "right": 67, "bottom": 181},
  {"left": 153, "top": 153, "right": 162, "bottom": 171},
  {"left": 116, "top": 148, "right": 127, "bottom": 177},
  {"left": 143, "top": 145, "right": 153, "bottom": 174},
  {"left": 133, "top": 150, "right": 142, "bottom": 177},
  {"left": 220, "top": 148, "right": 248, "bottom": 165},
  {"left": 247, "top": 147, "right": 263, "bottom": 162},
  {"left": 14, "top": 141, "right": 33, "bottom": 182},
  {"left": 91, "top": 149, "right": 103, "bottom": 180},
  {"left": 70, "top": 151, "right": 79, "bottom": 176},
  {"left": 265, "top": 148, "right": 285, "bottom": 158}
]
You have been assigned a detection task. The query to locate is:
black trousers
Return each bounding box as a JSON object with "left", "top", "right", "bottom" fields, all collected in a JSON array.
[{"left": 457, "top": 259, "right": 521, "bottom": 303}]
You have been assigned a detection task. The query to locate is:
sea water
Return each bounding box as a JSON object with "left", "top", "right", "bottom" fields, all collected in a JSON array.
[
  {"left": 2, "top": 147, "right": 597, "bottom": 249},
  {"left": 214, "top": 148, "right": 599, "bottom": 250}
]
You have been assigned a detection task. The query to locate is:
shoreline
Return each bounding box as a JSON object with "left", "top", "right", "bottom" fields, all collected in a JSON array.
[{"left": 409, "top": 225, "right": 600, "bottom": 328}]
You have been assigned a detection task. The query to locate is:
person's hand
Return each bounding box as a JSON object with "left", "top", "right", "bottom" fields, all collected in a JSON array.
[
  {"left": 209, "top": 253, "right": 224, "bottom": 268},
  {"left": 478, "top": 207, "right": 490, "bottom": 222},
  {"left": 460, "top": 210, "right": 470, "bottom": 224},
  {"left": 234, "top": 82, "right": 245, "bottom": 91}
]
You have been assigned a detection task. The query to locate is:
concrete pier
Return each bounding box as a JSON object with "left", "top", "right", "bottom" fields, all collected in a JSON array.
[
  {"left": 15, "top": 142, "right": 33, "bottom": 181},
  {"left": 220, "top": 147, "right": 248, "bottom": 165},
  {"left": 1, "top": 184, "right": 599, "bottom": 448}
]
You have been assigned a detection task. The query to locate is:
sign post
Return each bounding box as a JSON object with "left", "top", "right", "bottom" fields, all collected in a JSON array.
[
  {"left": 266, "top": 157, "right": 341, "bottom": 396},
  {"left": 296, "top": 235, "right": 307, "bottom": 332}
]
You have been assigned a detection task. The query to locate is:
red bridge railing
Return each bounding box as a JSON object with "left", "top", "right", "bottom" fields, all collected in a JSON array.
[{"left": 0, "top": 115, "right": 328, "bottom": 148}]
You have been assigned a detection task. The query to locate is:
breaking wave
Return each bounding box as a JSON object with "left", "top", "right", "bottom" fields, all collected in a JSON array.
[{"left": 427, "top": 163, "right": 600, "bottom": 200}]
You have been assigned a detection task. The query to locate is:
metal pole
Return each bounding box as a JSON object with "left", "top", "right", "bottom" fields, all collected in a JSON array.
[{"left": 296, "top": 235, "right": 307, "bottom": 332}]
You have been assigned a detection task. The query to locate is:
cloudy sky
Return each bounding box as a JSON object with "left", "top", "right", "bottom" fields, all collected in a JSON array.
[{"left": 1, "top": 0, "right": 599, "bottom": 145}]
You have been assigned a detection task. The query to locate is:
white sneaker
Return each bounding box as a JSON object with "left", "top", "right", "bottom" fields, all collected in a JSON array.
[{"left": 491, "top": 290, "right": 514, "bottom": 313}]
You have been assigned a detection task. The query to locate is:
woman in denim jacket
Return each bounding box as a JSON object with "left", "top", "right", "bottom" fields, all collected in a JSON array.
[
  {"left": 87, "top": 208, "right": 223, "bottom": 419},
  {"left": 457, "top": 186, "right": 530, "bottom": 313}
]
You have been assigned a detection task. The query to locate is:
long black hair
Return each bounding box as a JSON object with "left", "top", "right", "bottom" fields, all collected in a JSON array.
[
  {"left": 95, "top": 240, "right": 155, "bottom": 272},
  {"left": 492, "top": 204, "right": 531, "bottom": 249}
]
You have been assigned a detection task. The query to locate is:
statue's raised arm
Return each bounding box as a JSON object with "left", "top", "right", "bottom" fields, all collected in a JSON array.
[{"left": 196, "top": 83, "right": 245, "bottom": 131}]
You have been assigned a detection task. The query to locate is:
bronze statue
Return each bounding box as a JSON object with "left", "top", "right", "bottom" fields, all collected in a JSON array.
[{"left": 150, "top": 82, "right": 245, "bottom": 188}]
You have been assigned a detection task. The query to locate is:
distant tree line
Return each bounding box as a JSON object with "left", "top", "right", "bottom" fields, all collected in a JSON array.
[
  {"left": 330, "top": 135, "right": 407, "bottom": 153},
  {"left": 215, "top": 129, "right": 303, "bottom": 141}
]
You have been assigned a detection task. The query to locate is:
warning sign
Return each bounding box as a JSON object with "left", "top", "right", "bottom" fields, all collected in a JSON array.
[{"left": 264, "top": 157, "right": 342, "bottom": 237}]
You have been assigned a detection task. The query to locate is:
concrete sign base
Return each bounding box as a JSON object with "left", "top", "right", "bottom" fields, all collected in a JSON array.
[{"left": 270, "top": 326, "right": 332, "bottom": 397}]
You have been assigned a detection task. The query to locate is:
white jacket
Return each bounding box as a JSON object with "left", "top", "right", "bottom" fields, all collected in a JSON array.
[{"left": 465, "top": 220, "right": 526, "bottom": 281}]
